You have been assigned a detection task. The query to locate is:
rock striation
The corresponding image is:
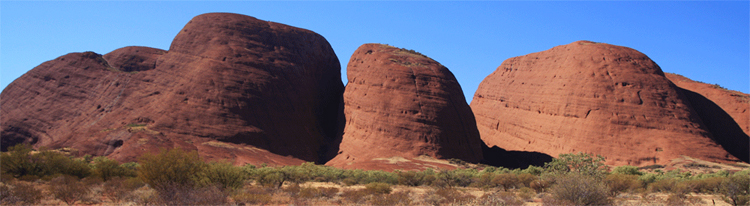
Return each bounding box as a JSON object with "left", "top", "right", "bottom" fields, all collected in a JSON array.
[
  {"left": 326, "top": 44, "right": 483, "bottom": 170},
  {"left": 665, "top": 73, "right": 749, "bottom": 162},
  {"left": 0, "top": 13, "right": 343, "bottom": 165},
  {"left": 471, "top": 41, "right": 742, "bottom": 166}
]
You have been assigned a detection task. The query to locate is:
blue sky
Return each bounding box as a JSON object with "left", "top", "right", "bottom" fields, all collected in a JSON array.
[{"left": 2, "top": 1, "right": 748, "bottom": 102}]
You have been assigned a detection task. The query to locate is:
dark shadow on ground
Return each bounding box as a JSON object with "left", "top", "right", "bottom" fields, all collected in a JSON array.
[{"left": 480, "top": 144, "right": 553, "bottom": 169}]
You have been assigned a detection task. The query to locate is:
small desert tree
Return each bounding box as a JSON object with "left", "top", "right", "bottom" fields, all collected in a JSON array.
[{"left": 545, "top": 152, "right": 608, "bottom": 178}]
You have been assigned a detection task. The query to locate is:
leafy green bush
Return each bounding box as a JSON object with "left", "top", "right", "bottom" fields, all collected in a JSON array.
[
  {"left": 0, "top": 144, "right": 92, "bottom": 179},
  {"left": 612, "top": 165, "right": 644, "bottom": 175},
  {"left": 544, "top": 152, "right": 608, "bottom": 178},
  {"left": 92, "top": 156, "right": 136, "bottom": 181},
  {"left": 604, "top": 173, "right": 642, "bottom": 195},
  {"left": 138, "top": 148, "right": 207, "bottom": 192},
  {"left": 547, "top": 173, "right": 611, "bottom": 206},
  {"left": 202, "top": 161, "right": 246, "bottom": 191}
]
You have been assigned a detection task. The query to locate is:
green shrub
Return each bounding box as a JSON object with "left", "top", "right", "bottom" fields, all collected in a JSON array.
[
  {"left": 138, "top": 148, "right": 207, "bottom": 192},
  {"left": 255, "top": 170, "right": 286, "bottom": 188},
  {"left": 397, "top": 170, "right": 432, "bottom": 186},
  {"left": 92, "top": 156, "right": 136, "bottom": 181},
  {"left": 544, "top": 152, "right": 608, "bottom": 178},
  {"left": 365, "top": 182, "right": 392, "bottom": 194},
  {"left": 547, "top": 173, "right": 611, "bottom": 206},
  {"left": 612, "top": 165, "right": 644, "bottom": 175},
  {"left": 202, "top": 161, "right": 246, "bottom": 191},
  {"left": 685, "top": 176, "right": 724, "bottom": 194},
  {"left": 0, "top": 144, "right": 37, "bottom": 178},
  {"left": 649, "top": 178, "right": 677, "bottom": 193},
  {"left": 493, "top": 173, "right": 519, "bottom": 191},
  {"left": 604, "top": 173, "right": 642, "bottom": 195}
]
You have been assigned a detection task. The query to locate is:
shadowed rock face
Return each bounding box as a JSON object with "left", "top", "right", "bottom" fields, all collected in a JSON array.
[
  {"left": 326, "top": 44, "right": 483, "bottom": 170},
  {"left": 0, "top": 13, "right": 343, "bottom": 165},
  {"left": 471, "top": 41, "right": 741, "bottom": 166},
  {"left": 665, "top": 73, "right": 749, "bottom": 163}
]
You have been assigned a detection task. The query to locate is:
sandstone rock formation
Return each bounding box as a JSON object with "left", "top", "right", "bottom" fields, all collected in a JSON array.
[
  {"left": 326, "top": 44, "right": 483, "bottom": 170},
  {"left": 471, "top": 41, "right": 742, "bottom": 166},
  {"left": 665, "top": 73, "right": 749, "bottom": 162},
  {"left": 1, "top": 13, "right": 343, "bottom": 165}
]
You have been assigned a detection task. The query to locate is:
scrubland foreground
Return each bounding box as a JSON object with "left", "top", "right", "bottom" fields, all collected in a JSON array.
[{"left": 1, "top": 145, "right": 748, "bottom": 206}]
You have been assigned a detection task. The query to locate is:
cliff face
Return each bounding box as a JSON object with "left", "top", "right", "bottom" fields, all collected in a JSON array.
[
  {"left": 471, "top": 41, "right": 741, "bottom": 166},
  {"left": 326, "top": 44, "right": 483, "bottom": 170},
  {"left": 1, "top": 13, "right": 344, "bottom": 165}
]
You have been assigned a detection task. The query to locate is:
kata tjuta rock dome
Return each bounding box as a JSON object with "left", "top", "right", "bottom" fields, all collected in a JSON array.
[
  {"left": 0, "top": 13, "right": 344, "bottom": 165},
  {"left": 326, "top": 44, "right": 484, "bottom": 170},
  {"left": 665, "top": 73, "right": 749, "bottom": 163},
  {"left": 470, "top": 41, "right": 743, "bottom": 166}
]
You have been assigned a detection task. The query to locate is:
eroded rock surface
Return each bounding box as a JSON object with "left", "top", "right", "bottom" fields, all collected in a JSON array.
[
  {"left": 327, "top": 44, "right": 483, "bottom": 170},
  {"left": 1, "top": 13, "right": 343, "bottom": 165},
  {"left": 471, "top": 41, "right": 741, "bottom": 166}
]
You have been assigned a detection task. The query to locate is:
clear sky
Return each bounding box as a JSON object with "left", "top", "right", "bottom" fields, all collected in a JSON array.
[{"left": 2, "top": 1, "right": 748, "bottom": 103}]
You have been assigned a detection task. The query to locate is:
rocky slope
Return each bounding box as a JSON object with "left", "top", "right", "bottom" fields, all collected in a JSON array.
[
  {"left": 326, "top": 44, "right": 484, "bottom": 170},
  {"left": 1, "top": 13, "right": 344, "bottom": 165},
  {"left": 470, "top": 41, "right": 742, "bottom": 166},
  {"left": 665, "top": 73, "right": 749, "bottom": 162}
]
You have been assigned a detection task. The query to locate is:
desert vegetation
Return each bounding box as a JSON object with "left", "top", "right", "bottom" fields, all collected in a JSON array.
[{"left": 1, "top": 144, "right": 748, "bottom": 205}]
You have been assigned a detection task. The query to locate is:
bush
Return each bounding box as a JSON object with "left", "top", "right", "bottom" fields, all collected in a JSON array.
[
  {"left": 685, "top": 176, "right": 724, "bottom": 194},
  {"left": 0, "top": 181, "right": 43, "bottom": 205},
  {"left": 0, "top": 144, "right": 92, "bottom": 179},
  {"left": 370, "top": 191, "right": 412, "bottom": 206},
  {"left": 202, "top": 161, "right": 246, "bottom": 191},
  {"left": 517, "top": 187, "right": 536, "bottom": 201},
  {"left": 232, "top": 186, "right": 272, "bottom": 205},
  {"left": 101, "top": 177, "right": 145, "bottom": 203},
  {"left": 92, "top": 156, "right": 136, "bottom": 181},
  {"left": 547, "top": 173, "right": 611, "bottom": 206},
  {"left": 51, "top": 175, "right": 91, "bottom": 205},
  {"left": 156, "top": 183, "right": 228, "bottom": 205},
  {"left": 475, "top": 191, "right": 524, "bottom": 205},
  {"left": 397, "top": 170, "right": 432, "bottom": 186},
  {"left": 612, "top": 165, "right": 644, "bottom": 175},
  {"left": 365, "top": 182, "right": 392, "bottom": 195},
  {"left": 429, "top": 187, "right": 475, "bottom": 205},
  {"left": 298, "top": 186, "right": 339, "bottom": 199},
  {"left": 604, "top": 173, "right": 641, "bottom": 195},
  {"left": 138, "top": 148, "right": 207, "bottom": 192},
  {"left": 721, "top": 170, "right": 750, "bottom": 206},
  {"left": 492, "top": 173, "right": 519, "bottom": 191},
  {"left": 544, "top": 152, "right": 608, "bottom": 177}
]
